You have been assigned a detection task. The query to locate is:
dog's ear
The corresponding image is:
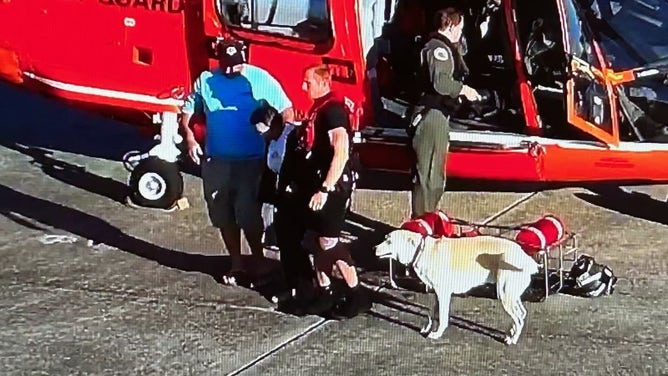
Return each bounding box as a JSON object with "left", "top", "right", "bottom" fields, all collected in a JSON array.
[{"left": 406, "top": 231, "right": 421, "bottom": 248}]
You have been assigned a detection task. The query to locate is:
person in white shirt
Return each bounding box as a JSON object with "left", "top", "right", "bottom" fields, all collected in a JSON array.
[{"left": 259, "top": 121, "right": 295, "bottom": 248}]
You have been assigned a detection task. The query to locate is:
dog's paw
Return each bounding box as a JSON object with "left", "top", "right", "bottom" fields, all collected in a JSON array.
[
  {"left": 427, "top": 331, "right": 443, "bottom": 340},
  {"left": 504, "top": 335, "right": 519, "bottom": 345},
  {"left": 420, "top": 319, "right": 433, "bottom": 335}
]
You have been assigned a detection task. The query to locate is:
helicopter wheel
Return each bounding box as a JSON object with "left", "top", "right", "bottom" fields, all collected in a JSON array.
[{"left": 127, "top": 157, "right": 183, "bottom": 209}]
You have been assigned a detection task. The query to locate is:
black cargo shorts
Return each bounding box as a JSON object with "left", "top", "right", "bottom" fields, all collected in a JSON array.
[
  {"left": 201, "top": 156, "right": 264, "bottom": 233},
  {"left": 299, "top": 172, "right": 354, "bottom": 239},
  {"left": 309, "top": 190, "right": 350, "bottom": 238}
]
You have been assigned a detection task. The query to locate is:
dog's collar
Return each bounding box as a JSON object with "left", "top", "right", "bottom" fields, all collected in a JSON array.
[
  {"left": 403, "top": 236, "right": 433, "bottom": 292},
  {"left": 408, "top": 236, "right": 427, "bottom": 269}
]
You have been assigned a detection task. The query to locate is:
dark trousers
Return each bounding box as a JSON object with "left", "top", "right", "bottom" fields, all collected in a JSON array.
[
  {"left": 410, "top": 106, "right": 450, "bottom": 218},
  {"left": 274, "top": 193, "right": 315, "bottom": 294}
]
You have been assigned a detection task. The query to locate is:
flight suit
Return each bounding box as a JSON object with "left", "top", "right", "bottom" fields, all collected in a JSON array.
[{"left": 409, "top": 33, "right": 468, "bottom": 218}]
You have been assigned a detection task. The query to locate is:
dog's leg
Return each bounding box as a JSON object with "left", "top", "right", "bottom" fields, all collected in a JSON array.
[
  {"left": 508, "top": 274, "right": 531, "bottom": 344},
  {"left": 427, "top": 289, "right": 451, "bottom": 339},
  {"left": 513, "top": 297, "right": 527, "bottom": 324},
  {"left": 497, "top": 272, "right": 521, "bottom": 345},
  {"left": 509, "top": 299, "right": 527, "bottom": 345},
  {"left": 518, "top": 301, "right": 527, "bottom": 321},
  {"left": 501, "top": 297, "right": 520, "bottom": 345},
  {"left": 420, "top": 293, "right": 439, "bottom": 335}
]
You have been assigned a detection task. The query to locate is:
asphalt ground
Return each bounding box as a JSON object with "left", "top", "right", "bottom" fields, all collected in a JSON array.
[{"left": 1, "top": 82, "right": 667, "bottom": 375}]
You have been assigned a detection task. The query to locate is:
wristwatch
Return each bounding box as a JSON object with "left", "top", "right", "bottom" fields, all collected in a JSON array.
[{"left": 319, "top": 185, "right": 334, "bottom": 193}]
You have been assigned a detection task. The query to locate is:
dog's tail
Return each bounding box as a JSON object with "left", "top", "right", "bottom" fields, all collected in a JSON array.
[
  {"left": 500, "top": 246, "right": 540, "bottom": 275},
  {"left": 498, "top": 260, "right": 523, "bottom": 272}
]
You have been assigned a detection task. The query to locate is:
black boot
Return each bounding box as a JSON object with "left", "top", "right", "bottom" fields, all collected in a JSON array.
[
  {"left": 276, "top": 278, "right": 316, "bottom": 316},
  {"left": 340, "top": 285, "right": 372, "bottom": 318},
  {"left": 305, "top": 285, "right": 336, "bottom": 316}
]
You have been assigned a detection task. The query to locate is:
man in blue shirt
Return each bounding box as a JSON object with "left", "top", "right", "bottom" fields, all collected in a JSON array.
[{"left": 180, "top": 38, "right": 293, "bottom": 285}]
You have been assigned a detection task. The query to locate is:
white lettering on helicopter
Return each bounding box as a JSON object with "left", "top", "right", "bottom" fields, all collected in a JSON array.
[{"left": 98, "top": 0, "right": 184, "bottom": 13}]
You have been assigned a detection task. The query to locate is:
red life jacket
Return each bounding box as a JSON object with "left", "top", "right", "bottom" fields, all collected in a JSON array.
[
  {"left": 302, "top": 91, "right": 357, "bottom": 150},
  {"left": 400, "top": 210, "right": 480, "bottom": 238},
  {"left": 401, "top": 210, "right": 456, "bottom": 237}
]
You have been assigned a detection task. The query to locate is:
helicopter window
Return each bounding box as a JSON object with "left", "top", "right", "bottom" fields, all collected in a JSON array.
[{"left": 216, "top": 0, "right": 332, "bottom": 44}]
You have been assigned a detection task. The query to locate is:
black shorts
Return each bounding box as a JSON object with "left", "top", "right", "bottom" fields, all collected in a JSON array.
[
  {"left": 311, "top": 191, "right": 350, "bottom": 237},
  {"left": 201, "top": 157, "right": 264, "bottom": 232},
  {"left": 282, "top": 189, "right": 350, "bottom": 238}
]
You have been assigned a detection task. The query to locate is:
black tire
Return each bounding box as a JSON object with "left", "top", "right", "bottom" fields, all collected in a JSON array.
[{"left": 128, "top": 157, "right": 184, "bottom": 209}]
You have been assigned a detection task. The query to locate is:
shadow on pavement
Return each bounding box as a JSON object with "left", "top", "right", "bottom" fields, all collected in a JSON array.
[
  {"left": 1, "top": 141, "right": 130, "bottom": 204},
  {"left": 0, "top": 82, "right": 203, "bottom": 181},
  {"left": 0, "top": 81, "right": 156, "bottom": 162},
  {"left": 367, "top": 288, "right": 508, "bottom": 343},
  {"left": 0, "top": 184, "right": 284, "bottom": 301},
  {"left": 574, "top": 186, "right": 668, "bottom": 226}
]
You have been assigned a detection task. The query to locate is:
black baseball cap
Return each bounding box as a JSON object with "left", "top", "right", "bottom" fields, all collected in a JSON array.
[{"left": 216, "top": 39, "right": 247, "bottom": 73}]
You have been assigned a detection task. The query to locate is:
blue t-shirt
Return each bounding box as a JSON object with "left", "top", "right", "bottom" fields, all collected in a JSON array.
[{"left": 182, "top": 65, "right": 292, "bottom": 160}]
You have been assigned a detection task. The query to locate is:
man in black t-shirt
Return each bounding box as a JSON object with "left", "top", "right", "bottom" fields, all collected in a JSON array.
[{"left": 275, "top": 64, "right": 370, "bottom": 318}]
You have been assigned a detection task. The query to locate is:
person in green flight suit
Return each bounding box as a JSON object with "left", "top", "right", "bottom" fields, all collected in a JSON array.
[{"left": 409, "top": 7, "right": 482, "bottom": 218}]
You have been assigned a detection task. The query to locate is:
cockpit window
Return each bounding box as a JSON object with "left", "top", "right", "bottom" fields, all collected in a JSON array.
[
  {"left": 216, "top": 0, "right": 333, "bottom": 44},
  {"left": 579, "top": 0, "right": 668, "bottom": 70}
]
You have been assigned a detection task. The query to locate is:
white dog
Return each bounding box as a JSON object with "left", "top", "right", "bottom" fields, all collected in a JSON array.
[{"left": 374, "top": 229, "right": 539, "bottom": 345}]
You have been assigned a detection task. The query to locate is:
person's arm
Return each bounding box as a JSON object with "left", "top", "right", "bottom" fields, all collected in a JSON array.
[
  {"left": 425, "top": 44, "right": 463, "bottom": 98},
  {"left": 281, "top": 107, "right": 295, "bottom": 124},
  {"left": 180, "top": 74, "right": 205, "bottom": 163},
  {"left": 320, "top": 105, "right": 350, "bottom": 190},
  {"left": 253, "top": 66, "right": 295, "bottom": 123},
  {"left": 425, "top": 43, "right": 480, "bottom": 101},
  {"left": 180, "top": 74, "right": 204, "bottom": 142},
  {"left": 180, "top": 112, "right": 195, "bottom": 141}
]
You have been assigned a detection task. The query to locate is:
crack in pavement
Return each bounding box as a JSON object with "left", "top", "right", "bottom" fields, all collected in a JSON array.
[
  {"left": 225, "top": 318, "right": 331, "bottom": 376},
  {"left": 225, "top": 283, "right": 390, "bottom": 376}
]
